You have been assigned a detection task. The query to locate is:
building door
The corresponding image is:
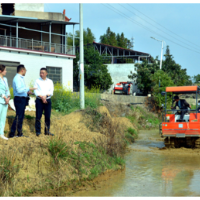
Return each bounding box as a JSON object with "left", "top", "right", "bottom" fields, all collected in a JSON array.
[{"left": 0, "top": 61, "right": 19, "bottom": 87}]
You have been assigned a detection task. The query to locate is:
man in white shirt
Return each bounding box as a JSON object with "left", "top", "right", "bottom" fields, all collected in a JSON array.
[{"left": 34, "top": 68, "right": 54, "bottom": 136}]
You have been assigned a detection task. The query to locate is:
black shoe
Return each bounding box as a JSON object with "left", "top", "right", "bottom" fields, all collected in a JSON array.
[
  {"left": 9, "top": 132, "right": 15, "bottom": 138},
  {"left": 36, "top": 133, "right": 41, "bottom": 137},
  {"left": 45, "top": 132, "right": 54, "bottom": 136}
]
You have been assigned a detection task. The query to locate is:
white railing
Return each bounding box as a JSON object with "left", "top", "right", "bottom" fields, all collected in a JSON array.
[{"left": 0, "top": 35, "right": 76, "bottom": 56}]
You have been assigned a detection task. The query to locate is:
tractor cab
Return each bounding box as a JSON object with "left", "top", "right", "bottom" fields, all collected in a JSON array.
[{"left": 160, "top": 86, "right": 200, "bottom": 148}]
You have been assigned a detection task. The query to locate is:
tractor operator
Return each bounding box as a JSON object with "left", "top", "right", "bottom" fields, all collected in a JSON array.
[{"left": 171, "top": 96, "right": 191, "bottom": 121}]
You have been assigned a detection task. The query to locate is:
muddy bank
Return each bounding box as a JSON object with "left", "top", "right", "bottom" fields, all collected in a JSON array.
[
  {"left": 0, "top": 105, "right": 137, "bottom": 196},
  {"left": 71, "top": 129, "right": 200, "bottom": 197}
]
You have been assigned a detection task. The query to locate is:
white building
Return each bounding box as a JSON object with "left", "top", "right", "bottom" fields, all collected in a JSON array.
[
  {"left": 92, "top": 42, "right": 152, "bottom": 94},
  {"left": 0, "top": 3, "right": 77, "bottom": 90}
]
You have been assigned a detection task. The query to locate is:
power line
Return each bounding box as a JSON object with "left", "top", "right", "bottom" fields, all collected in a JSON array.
[
  {"left": 102, "top": 3, "right": 200, "bottom": 55},
  {"left": 119, "top": 3, "right": 200, "bottom": 52},
  {"left": 128, "top": 3, "right": 200, "bottom": 50}
]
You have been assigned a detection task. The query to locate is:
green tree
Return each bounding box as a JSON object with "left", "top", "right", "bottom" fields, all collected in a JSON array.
[
  {"left": 100, "top": 27, "right": 133, "bottom": 49},
  {"left": 193, "top": 74, "right": 200, "bottom": 85},
  {"left": 162, "top": 46, "right": 191, "bottom": 86},
  {"left": 73, "top": 46, "right": 113, "bottom": 90},
  {"left": 67, "top": 27, "right": 95, "bottom": 46},
  {"left": 151, "top": 70, "right": 174, "bottom": 108},
  {"left": 128, "top": 58, "right": 159, "bottom": 95}
]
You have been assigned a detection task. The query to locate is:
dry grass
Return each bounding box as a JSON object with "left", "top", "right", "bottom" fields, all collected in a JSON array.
[{"left": 0, "top": 106, "right": 136, "bottom": 196}]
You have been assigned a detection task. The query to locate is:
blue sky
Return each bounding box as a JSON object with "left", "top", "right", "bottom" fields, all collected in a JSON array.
[{"left": 45, "top": 3, "right": 200, "bottom": 78}]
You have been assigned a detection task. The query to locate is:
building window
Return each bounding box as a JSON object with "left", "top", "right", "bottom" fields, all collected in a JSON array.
[{"left": 46, "top": 67, "right": 62, "bottom": 84}]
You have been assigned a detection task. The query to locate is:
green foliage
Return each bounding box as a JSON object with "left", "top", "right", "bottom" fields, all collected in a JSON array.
[
  {"left": 151, "top": 70, "right": 174, "bottom": 108},
  {"left": 9, "top": 87, "right": 14, "bottom": 99},
  {"left": 128, "top": 58, "right": 159, "bottom": 95},
  {"left": 67, "top": 27, "right": 95, "bottom": 46},
  {"left": 100, "top": 27, "right": 133, "bottom": 49},
  {"left": 162, "top": 46, "right": 191, "bottom": 86},
  {"left": 74, "top": 46, "right": 113, "bottom": 91},
  {"left": 48, "top": 137, "right": 69, "bottom": 162},
  {"left": 125, "top": 127, "right": 138, "bottom": 144},
  {"left": 51, "top": 83, "right": 101, "bottom": 113},
  {"left": 126, "top": 106, "right": 161, "bottom": 129},
  {"left": 24, "top": 115, "right": 35, "bottom": 120},
  {"left": 128, "top": 45, "right": 191, "bottom": 102},
  {"left": 192, "top": 74, "right": 200, "bottom": 85},
  {"left": 127, "top": 127, "right": 138, "bottom": 138},
  {"left": 0, "top": 156, "right": 19, "bottom": 186}
]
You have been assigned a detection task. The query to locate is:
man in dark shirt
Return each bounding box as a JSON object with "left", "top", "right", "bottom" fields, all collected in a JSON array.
[{"left": 171, "top": 96, "right": 191, "bottom": 121}]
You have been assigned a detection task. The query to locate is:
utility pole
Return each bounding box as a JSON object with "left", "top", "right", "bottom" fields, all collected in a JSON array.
[
  {"left": 160, "top": 40, "right": 163, "bottom": 70},
  {"left": 151, "top": 37, "right": 165, "bottom": 87},
  {"left": 150, "top": 37, "right": 164, "bottom": 70},
  {"left": 79, "top": 3, "right": 85, "bottom": 109}
]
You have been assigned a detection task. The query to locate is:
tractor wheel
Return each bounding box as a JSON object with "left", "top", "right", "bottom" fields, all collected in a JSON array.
[
  {"left": 195, "top": 138, "right": 200, "bottom": 149},
  {"left": 186, "top": 138, "right": 193, "bottom": 148},
  {"left": 164, "top": 137, "right": 170, "bottom": 148},
  {"left": 174, "top": 138, "right": 181, "bottom": 148},
  {"left": 170, "top": 138, "right": 175, "bottom": 148}
]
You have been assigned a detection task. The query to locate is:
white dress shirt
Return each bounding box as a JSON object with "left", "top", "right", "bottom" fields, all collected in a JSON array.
[{"left": 34, "top": 77, "right": 54, "bottom": 99}]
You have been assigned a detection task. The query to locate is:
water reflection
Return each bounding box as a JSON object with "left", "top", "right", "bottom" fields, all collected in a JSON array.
[{"left": 72, "top": 130, "right": 200, "bottom": 196}]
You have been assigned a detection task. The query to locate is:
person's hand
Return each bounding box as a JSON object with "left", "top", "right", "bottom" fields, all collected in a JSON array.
[
  {"left": 5, "top": 98, "right": 9, "bottom": 105},
  {"left": 41, "top": 96, "right": 47, "bottom": 104},
  {"left": 28, "top": 91, "right": 33, "bottom": 95},
  {"left": 29, "top": 88, "right": 37, "bottom": 91}
]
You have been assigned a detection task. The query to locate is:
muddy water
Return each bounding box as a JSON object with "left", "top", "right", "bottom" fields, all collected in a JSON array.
[{"left": 73, "top": 130, "right": 200, "bottom": 196}]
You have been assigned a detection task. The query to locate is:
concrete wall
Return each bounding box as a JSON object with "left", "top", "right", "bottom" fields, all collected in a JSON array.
[
  {"left": 15, "top": 3, "right": 44, "bottom": 12},
  {"left": 0, "top": 49, "right": 74, "bottom": 91},
  {"left": 14, "top": 10, "right": 65, "bottom": 21},
  {"left": 101, "top": 93, "right": 147, "bottom": 104},
  {"left": 105, "top": 63, "right": 137, "bottom": 94}
]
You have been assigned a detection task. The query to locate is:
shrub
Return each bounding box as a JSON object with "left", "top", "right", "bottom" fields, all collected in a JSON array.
[
  {"left": 51, "top": 83, "right": 101, "bottom": 113},
  {"left": 48, "top": 137, "right": 69, "bottom": 163},
  {"left": 9, "top": 87, "right": 14, "bottom": 99}
]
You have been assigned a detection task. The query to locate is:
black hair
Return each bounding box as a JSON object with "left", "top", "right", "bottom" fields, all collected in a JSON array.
[
  {"left": 174, "top": 96, "right": 179, "bottom": 100},
  {"left": 0, "top": 64, "right": 5, "bottom": 73},
  {"left": 17, "top": 64, "right": 25, "bottom": 73},
  {"left": 40, "top": 68, "right": 48, "bottom": 72}
]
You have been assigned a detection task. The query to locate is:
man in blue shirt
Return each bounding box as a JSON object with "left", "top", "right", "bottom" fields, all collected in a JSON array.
[{"left": 9, "top": 65, "right": 36, "bottom": 138}]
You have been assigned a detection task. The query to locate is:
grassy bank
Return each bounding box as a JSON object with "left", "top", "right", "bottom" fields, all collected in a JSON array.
[
  {"left": 1, "top": 86, "right": 155, "bottom": 196},
  {"left": 126, "top": 105, "right": 161, "bottom": 130},
  {"left": 1, "top": 105, "right": 136, "bottom": 196}
]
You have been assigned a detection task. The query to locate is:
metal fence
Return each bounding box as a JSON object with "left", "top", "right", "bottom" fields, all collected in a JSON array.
[{"left": 0, "top": 35, "right": 75, "bottom": 55}]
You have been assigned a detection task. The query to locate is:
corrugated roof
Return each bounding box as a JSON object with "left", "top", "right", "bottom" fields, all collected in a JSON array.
[{"left": 93, "top": 41, "right": 150, "bottom": 56}]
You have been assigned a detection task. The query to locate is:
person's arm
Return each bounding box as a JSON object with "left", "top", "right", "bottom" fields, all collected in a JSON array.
[
  {"left": 47, "top": 80, "right": 54, "bottom": 97},
  {"left": 184, "top": 100, "right": 191, "bottom": 108},
  {"left": 171, "top": 101, "right": 176, "bottom": 109},
  {"left": 15, "top": 76, "right": 29, "bottom": 94},
  {"left": 34, "top": 80, "right": 41, "bottom": 97}
]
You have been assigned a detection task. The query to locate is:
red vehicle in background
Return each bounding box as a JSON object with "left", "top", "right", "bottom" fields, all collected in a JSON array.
[
  {"left": 113, "top": 82, "right": 133, "bottom": 95},
  {"left": 160, "top": 86, "right": 200, "bottom": 148}
]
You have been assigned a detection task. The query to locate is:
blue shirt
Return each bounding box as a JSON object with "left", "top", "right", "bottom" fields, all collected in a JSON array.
[{"left": 13, "top": 74, "right": 29, "bottom": 97}]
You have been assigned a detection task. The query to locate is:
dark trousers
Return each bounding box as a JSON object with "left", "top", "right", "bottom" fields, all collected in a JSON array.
[
  {"left": 35, "top": 98, "right": 51, "bottom": 134},
  {"left": 10, "top": 97, "right": 27, "bottom": 137},
  {"left": 180, "top": 110, "right": 188, "bottom": 121}
]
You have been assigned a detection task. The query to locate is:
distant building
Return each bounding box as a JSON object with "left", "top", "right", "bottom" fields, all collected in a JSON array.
[
  {"left": 92, "top": 42, "right": 152, "bottom": 94},
  {"left": 0, "top": 3, "right": 77, "bottom": 90}
]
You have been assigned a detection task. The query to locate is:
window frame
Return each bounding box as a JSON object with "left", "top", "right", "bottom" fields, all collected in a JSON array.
[{"left": 46, "top": 66, "right": 62, "bottom": 84}]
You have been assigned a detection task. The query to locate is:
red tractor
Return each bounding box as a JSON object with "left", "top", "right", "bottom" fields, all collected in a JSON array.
[
  {"left": 160, "top": 86, "right": 200, "bottom": 148},
  {"left": 113, "top": 82, "right": 133, "bottom": 95}
]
